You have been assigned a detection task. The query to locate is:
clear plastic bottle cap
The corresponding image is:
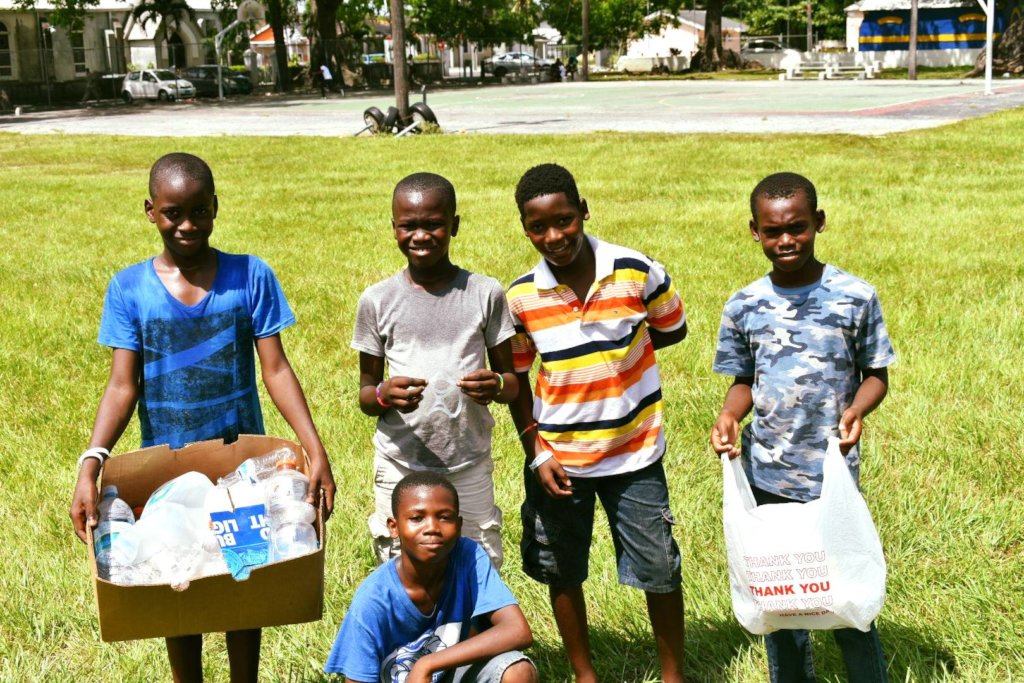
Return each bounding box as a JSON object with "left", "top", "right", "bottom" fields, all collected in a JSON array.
[{"left": 101, "top": 485, "right": 120, "bottom": 499}]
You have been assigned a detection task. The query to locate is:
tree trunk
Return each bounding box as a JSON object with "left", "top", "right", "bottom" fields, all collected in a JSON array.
[
  {"left": 314, "top": 0, "right": 342, "bottom": 70},
  {"left": 390, "top": 0, "right": 409, "bottom": 120},
  {"left": 581, "top": 0, "right": 589, "bottom": 81},
  {"left": 699, "top": 0, "right": 724, "bottom": 71},
  {"left": 908, "top": 0, "right": 918, "bottom": 79},
  {"left": 266, "top": 0, "right": 291, "bottom": 91}
]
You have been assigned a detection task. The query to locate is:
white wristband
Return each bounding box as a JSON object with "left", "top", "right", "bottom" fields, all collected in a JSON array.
[
  {"left": 528, "top": 451, "right": 554, "bottom": 471},
  {"left": 77, "top": 447, "right": 110, "bottom": 470}
]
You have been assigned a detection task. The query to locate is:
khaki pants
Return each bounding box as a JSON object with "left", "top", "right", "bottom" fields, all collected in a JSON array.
[{"left": 369, "top": 454, "right": 504, "bottom": 569}]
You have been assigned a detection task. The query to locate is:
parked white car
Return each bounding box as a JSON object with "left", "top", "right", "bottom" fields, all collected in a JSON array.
[
  {"left": 121, "top": 69, "right": 195, "bottom": 103},
  {"left": 482, "top": 52, "right": 551, "bottom": 78}
]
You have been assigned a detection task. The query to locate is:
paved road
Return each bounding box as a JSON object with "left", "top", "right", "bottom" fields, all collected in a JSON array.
[{"left": 2, "top": 79, "right": 1023, "bottom": 137}]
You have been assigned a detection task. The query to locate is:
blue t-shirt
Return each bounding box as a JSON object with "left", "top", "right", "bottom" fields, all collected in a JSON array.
[
  {"left": 97, "top": 250, "right": 295, "bottom": 448},
  {"left": 325, "top": 538, "right": 518, "bottom": 682},
  {"left": 713, "top": 265, "right": 896, "bottom": 501}
]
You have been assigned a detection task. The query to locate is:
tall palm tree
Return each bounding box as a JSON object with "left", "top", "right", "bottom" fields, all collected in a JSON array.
[{"left": 131, "top": 0, "right": 198, "bottom": 70}]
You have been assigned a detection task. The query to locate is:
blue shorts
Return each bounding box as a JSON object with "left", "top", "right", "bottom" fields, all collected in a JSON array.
[{"left": 520, "top": 458, "right": 682, "bottom": 593}]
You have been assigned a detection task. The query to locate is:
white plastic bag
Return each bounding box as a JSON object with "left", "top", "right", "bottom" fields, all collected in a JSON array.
[{"left": 722, "top": 437, "right": 886, "bottom": 634}]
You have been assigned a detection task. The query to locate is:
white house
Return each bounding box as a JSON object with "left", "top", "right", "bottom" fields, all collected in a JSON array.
[{"left": 626, "top": 10, "right": 748, "bottom": 59}]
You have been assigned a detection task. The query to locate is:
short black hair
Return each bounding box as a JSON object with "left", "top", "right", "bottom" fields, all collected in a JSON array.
[
  {"left": 393, "top": 172, "right": 457, "bottom": 214},
  {"left": 391, "top": 471, "right": 460, "bottom": 517},
  {"left": 149, "top": 152, "right": 215, "bottom": 198},
  {"left": 515, "top": 163, "right": 582, "bottom": 216},
  {"left": 749, "top": 172, "right": 818, "bottom": 219}
]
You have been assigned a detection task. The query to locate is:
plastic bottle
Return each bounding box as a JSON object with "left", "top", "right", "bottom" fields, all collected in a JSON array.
[
  {"left": 265, "top": 459, "right": 308, "bottom": 503},
  {"left": 265, "top": 460, "right": 318, "bottom": 561},
  {"left": 235, "top": 447, "right": 297, "bottom": 484},
  {"left": 94, "top": 485, "right": 135, "bottom": 583}
]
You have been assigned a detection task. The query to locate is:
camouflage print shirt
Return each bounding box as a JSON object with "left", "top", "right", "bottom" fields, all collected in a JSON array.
[{"left": 713, "top": 265, "right": 896, "bottom": 501}]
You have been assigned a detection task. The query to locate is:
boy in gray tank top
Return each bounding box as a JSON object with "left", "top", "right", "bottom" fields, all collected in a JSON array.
[{"left": 352, "top": 172, "right": 518, "bottom": 568}]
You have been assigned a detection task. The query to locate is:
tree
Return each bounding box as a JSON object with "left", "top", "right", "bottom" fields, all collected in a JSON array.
[
  {"left": 540, "top": 0, "right": 684, "bottom": 52},
  {"left": 692, "top": 0, "right": 723, "bottom": 71},
  {"left": 311, "top": 0, "right": 379, "bottom": 70},
  {"left": 131, "top": 0, "right": 197, "bottom": 69},
  {"left": 408, "top": 0, "right": 535, "bottom": 77},
  {"left": 724, "top": 0, "right": 847, "bottom": 42},
  {"left": 264, "top": 0, "right": 292, "bottom": 90}
]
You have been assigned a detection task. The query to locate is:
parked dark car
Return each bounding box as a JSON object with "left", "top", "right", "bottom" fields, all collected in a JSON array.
[{"left": 181, "top": 66, "right": 254, "bottom": 97}]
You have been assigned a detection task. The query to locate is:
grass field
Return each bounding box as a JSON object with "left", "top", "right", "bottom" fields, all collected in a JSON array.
[{"left": 1, "top": 108, "right": 1022, "bottom": 682}]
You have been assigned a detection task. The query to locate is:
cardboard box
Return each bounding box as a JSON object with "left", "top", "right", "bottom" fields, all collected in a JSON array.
[{"left": 88, "top": 435, "right": 325, "bottom": 642}]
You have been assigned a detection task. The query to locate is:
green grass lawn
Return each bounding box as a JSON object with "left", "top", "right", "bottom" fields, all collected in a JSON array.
[{"left": 1, "top": 111, "right": 1022, "bottom": 682}]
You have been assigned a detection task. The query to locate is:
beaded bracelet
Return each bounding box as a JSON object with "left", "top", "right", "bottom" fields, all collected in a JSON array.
[
  {"left": 375, "top": 381, "right": 391, "bottom": 409},
  {"left": 518, "top": 422, "right": 539, "bottom": 438}
]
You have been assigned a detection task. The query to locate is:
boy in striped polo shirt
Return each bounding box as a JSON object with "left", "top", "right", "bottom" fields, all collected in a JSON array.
[{"left": 507, "top": 164, "right": 688, "bottom": 682}]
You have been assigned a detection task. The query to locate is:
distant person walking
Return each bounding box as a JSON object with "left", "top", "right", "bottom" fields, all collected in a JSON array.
[
  {"left": 319, "top": 63, "right": 333, "bottom": 98},
  {"left": 81, "top": 68, "right": 102, "bottom": 104}
]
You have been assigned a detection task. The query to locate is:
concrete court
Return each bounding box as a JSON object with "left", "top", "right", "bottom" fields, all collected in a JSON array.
[{"left": 3, "top": 78, "right": 1024, "bottom": 137}]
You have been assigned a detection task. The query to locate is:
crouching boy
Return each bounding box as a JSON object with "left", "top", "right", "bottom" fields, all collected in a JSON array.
[{"left": 325, "top": 472, "right": 537, "bottom": 683}]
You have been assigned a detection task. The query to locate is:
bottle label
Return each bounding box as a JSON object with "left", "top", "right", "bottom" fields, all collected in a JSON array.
[
  {"left": 209, "top": 503, "right": 270, "bottom": 581},
  {"left": 94, "top": 520, "right": 132, "bottom": 556}
]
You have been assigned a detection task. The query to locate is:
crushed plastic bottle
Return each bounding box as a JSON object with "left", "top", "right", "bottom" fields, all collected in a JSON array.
[
  {"left": 234, "top": 447, "right": 297, "bottom": 485},
  {"left": 94, "top": 485, "right": 135, "bottom": 583}
]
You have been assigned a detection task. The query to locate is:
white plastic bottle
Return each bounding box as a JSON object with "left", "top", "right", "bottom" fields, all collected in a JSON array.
[{"left": 94, "top": 485, "right": 135, "bottom": 583}]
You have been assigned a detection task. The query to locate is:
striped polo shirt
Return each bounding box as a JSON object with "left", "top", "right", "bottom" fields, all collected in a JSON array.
[{"left": 508, "top": 236, "right": 685, "bottom": 477}]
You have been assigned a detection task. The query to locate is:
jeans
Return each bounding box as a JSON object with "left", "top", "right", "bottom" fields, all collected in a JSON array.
[
  {"left": 521, "top": 458, "right": 681, "bottom": 592},
  {"left": 753, "top": 486, "right": 889, "bottom": 683}
]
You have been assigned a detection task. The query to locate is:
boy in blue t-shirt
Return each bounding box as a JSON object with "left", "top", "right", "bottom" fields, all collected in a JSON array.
[
  {"left": 326, "top": 472, "right": 536, "bottom": 683},
  {"left": 69, "top": 152, "right": 336, "bottom": 682},
  {"left": 711, "top": 172, "right": 896, "bottom": 682}
]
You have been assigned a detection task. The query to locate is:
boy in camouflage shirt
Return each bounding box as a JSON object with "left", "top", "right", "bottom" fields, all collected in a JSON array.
[{"left": 710, "top": 172, "right": 896, "bottom": 683}]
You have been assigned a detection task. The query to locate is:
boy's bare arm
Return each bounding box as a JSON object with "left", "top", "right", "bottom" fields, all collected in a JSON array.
[
  {"left": 649, "top": 321, "right": 688, "bottom": 350},
  {"left": 406, "top": 605, "right": 533, "bottom": 682},
  {"left": 838, "top": 367, "right": 889, "bottom": 454},
  {"left": 710, "top": 376, "right": 754, "bottom": 460},
  {"left": 255, "top": 334, "right": 336, "bottom": 520},
  {"left": 70, "top": 349, "right": 141, "bottom": 543},
  {"left": 508, "top": 371, "right": 572, "bottom": 498},
  {"left": 459, "top": 339, "right": 519, "bottom": 405},
  {"left": 357, "top": 351, "right": 427, "bottom": 415}
]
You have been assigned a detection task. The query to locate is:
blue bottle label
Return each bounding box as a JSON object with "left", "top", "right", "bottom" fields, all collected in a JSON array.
[{"left": 209, "top": 504, "right": 270, "bottom": 581}]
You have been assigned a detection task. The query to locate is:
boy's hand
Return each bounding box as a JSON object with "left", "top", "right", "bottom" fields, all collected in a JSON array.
[
  {"left": 305, "top": 451, "right": 337, "bottom": 522},
  {"left": 382, "top": 377, "right": 427, "bottom": 413},
  {"left": 535, "top": 458, "right": 573, "bottom": 498},
  {"left": 70, "top": 472, "right": 100, "bottom": 543},
  {"left": 405, "top": 658, "right": 435, "bottom": 683},
  {"left": 711, "top": 411, "right": 742, "bottom": 460},
  {"left": 458, "top": 369, "right": 501, "bottom": 405},
  {"left": 838, "top": 407, "right": 864, "bottom": 455}
]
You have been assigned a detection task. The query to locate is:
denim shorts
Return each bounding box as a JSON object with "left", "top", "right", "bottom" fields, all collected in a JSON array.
[
  {"left": 444, "top": 650, "right": 533, "bottom": 683},
  {"left": 520, "top": 458, "right": 681, "bottom": 593}
]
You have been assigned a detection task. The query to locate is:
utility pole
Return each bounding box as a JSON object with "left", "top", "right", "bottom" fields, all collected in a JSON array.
[
  {"left": 389, "top": 0, "right": 409, "bottom": 119},
  {"left": 581, "top": 0, "right": 590, "bottom": 81},
  {"left": 908, "top": 0, "right": 918, "bottom": 79}
]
